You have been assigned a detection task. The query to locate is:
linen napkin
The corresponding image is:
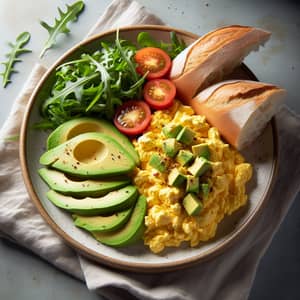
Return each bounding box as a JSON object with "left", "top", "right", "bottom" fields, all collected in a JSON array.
[{"left": 0, "top": 0, "right": 299, "bottom": 300}]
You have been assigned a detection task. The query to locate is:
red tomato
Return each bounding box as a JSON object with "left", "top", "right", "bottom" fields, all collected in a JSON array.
[
  {"left": 134, "top": 47, "right": 171, "bottom": 79},
  {"left": 113, "top": 100, "right": 151, "bottom": 136},
  {"left": 143, "top": 79, "right": 176, "bottom": 110}
]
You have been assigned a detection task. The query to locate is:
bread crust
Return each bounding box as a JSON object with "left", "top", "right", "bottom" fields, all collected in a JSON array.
[
  {"left": 170, "top": 25, "right": 271, "bottom": 101},
  {"left": 188, "top": 80, "right": 285, "bottom": 149}
]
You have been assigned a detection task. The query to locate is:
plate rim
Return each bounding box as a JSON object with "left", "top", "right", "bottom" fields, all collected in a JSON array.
[{"left": 19, "top": 24, "right": 279, "bottom": 273}]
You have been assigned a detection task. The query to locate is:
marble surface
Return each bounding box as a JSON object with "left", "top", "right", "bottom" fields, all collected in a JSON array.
[{"left": 0, "top": 0, "right": 299, "bottom": 299}]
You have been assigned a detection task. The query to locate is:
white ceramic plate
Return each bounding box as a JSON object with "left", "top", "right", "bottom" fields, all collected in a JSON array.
[{"left": 20, "top": 25, "right": 278, "bottom": 272}]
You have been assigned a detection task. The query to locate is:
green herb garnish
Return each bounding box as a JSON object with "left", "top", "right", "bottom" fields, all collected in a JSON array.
[
  {"left": 3, "top": 134, "right": 20, "bottom": 142},
  {"left": 39, "top": 1, "right": 85, "bottom": 58},
  {"left": 137, "top": 31, "right": 186, "bottom": 59},
  {"left": 0, "top": 32, "right": 31, "bottom": 87}
]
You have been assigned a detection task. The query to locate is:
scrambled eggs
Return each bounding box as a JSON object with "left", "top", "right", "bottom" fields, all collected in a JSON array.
[{"left": 133, "top": 101, "right": 252, "bottom": 253}]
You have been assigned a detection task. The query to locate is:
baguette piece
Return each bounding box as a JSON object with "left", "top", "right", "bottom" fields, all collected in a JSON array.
[
  {"left": 170, "top": 25, "right": 271, "bottom": 101},
  {"left": 188, "top": 80, "right": 285, "bottom": 150}
]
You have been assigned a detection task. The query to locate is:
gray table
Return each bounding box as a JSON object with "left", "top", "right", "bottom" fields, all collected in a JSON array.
[{"left": 0, "top": 0, "right": 299, "bottom": 299}]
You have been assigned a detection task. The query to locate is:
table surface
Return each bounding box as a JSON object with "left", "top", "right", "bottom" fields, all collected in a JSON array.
[{"left": 0, "top": 0, "right": 299, "bottom": 299}]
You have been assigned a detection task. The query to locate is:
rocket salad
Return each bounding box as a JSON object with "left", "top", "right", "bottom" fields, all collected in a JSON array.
[{"left": 36, "top": 31, "right": 186, "bottom": 130}]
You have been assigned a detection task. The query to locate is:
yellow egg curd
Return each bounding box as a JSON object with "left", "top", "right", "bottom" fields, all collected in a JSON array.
[{"left": 133, "top": 101, "right": 252, "bottom": 253}]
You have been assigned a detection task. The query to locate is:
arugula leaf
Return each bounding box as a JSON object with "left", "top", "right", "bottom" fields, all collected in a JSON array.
[
  {"left": 42, "top": 72, "right": 99, "bottom": 115},
  {"left": 3, "top": 134, "right": 19, "bottom": 142},
  {"left": 0, "top": 32, "right": 31, "bottom": 87},
  {"left": 137, "top": 31, "right": 186, "bottom": 59},
  {"left": 137, "top": 32, "right": 161, "bottom": 48},
  {"left": 39, "top": 1, "right": 85, "bottom": 58},
  {"left": 170, "top": 31, "right": 187, "bottom": 57}
]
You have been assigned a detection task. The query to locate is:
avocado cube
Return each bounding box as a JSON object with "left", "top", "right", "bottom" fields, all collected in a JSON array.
[
  {"left": 176, "top": 127, "right": 196, "bottom": 145},
  {"left": 192, "top": 143, "right": 210, "bottom": 159},
  {"left": 149, "top": 153, "right": 167, "bottom": 173},
  {"left": 176, "top": 150, "right": 194, "bottom": 166},
  {"left": 188, "top": 157, "right": 211, "bottom": 177},
  {"left": 162, "top": 138, "right": 181, "bottom": 158},
  {"left": 168, "top": 168, "right": 186, "bottom": 187},
  {"left": 201, "top": 183, "right": 210, "bottom": 198},
  {"left": 186, "top": 175, "right": 200, "bottom": 193},
  {"left": 162, "top": 124, "right": 183, "bottom": 138},
  {"left": 182, "top": 193, "right": 203, "bottom": 216}
]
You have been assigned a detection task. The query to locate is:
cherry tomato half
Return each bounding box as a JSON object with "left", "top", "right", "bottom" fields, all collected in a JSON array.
[
  {"left": 134, "top": 47, "right": 171, "bottom": 79},
  {"left": 143, "top": 79, "right": 176, "bottom": 110},
  {"left": 113, "top": 100, "right": 151, "bottom": 136}
]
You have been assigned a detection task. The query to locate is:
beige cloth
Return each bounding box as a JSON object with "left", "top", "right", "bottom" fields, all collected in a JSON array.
[{"left": 0, "top": 0, "right": 299, "bottom": 299}]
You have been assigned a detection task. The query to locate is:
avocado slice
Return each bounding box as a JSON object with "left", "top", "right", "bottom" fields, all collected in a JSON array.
[
  {"left": 162, "top": 124, "right": 183, "bottom": 138},
  {"left": 46, "top": 185, "right": 138, "bottom": 215},
  {"left": 188, "top": 156, "right": 211, "bottom": 177},
  {"left": 186, "top": 175, "right": 200, "bottom": 193},
  {"left": 47, "top": 117, "right": 140, "bottom": 165},
  {"left": 162, "top": 138, "right": 181, "bottom": 158},
  {"left": 38, "top": 168, "right": 130, "bottom": 197},
  {"left": 73, "top": 206, "right": 133, "bottom": 232},
  {"left": 40, "top": 132, "right": 135, "bottom": 178},
  {"left": 201, "top": 183, "right": 210, "bottom": 198},
  {"left": 168, "top": 168, "right": 186, "bottom": 187},
  {"left": 149, "top": 153, "right": 167, "bottom": 173},
  {"left": 176, "top": 127, "right": 196, "bottom": 145},
  {"left": 191, "top": 143, "right": 210, "bottom": 159},
  {"left": 183, "top": 193, "right": 203, "bottom": 216},
  {"left": 92, "top": 195, "right": 147, "bottom": 247},
  {"left": 176, "top": 150, "right": 194, "bottom": 166}
]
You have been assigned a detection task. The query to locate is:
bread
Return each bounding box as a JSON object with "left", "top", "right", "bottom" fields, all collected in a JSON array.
[
  {"left": 170, "top": 25, "right": 271, "bottom": 101},
  {"left": 187, "top": 80, "right": 286, "bottom": 150}
]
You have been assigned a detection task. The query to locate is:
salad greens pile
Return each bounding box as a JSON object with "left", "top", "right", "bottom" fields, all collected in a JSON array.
[{"left": 36, "top": 31, "right": 186, "bottom": 130}]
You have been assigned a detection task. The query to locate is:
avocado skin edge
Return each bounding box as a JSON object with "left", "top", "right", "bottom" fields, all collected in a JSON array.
[
  {"left": 46, "top": 117, "right": 140, "bottom": 165},
  {"left": 40, "top": 132, "right": 136, "bottom": 178},
  {"left": 92, "top": 195, "right": 147, "bottom": 247},
  {"left": 46, "top": 185, "right": 138, "bottom": 216},
  {"left": 73, "top": 206, "right": 133, "bottom": 233},
  {"left": 38, "top": 168, "right": 130, "bottom": 198}
]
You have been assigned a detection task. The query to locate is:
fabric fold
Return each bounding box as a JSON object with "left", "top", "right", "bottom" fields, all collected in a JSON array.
[
  {"left": 86, "top": 0, "right": 164, "bottom": 37},
  {"left": 0, "top": 0, "right": 299, "bottom": 300},
  {"left": 0, "top": 64, "right": 84, "bottom": 281}
]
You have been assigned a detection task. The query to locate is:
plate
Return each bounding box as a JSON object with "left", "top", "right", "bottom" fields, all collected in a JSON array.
[{"left": 20, "top": 25, "right": 278, "bottom": 273}]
